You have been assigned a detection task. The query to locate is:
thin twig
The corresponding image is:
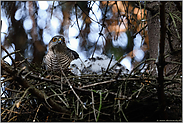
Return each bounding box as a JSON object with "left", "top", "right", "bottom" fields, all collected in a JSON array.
[
  {"left": 169, "top": 12, "right": 181, "bottom": 40},
  {"left": 1, "top": 108, "right": 20, "bottom": 115},
  {"left": 91, "top": 91, "right": 97, "bottom": 121},
  {"left": 136, "top": 84, "right": 145, "bottom": 98},
  {"left": 57, "top": 89, "right": 69, "bottom": 106},
  {"left": 108, "top": 54, "right": 126, "bottom": 71},
  {"left": 115, "top": 1, "right": 128, "bottom": 31},
  {"left": 91, "top": 1, "right": 109, "bottom": 58},
  {"left": 77, "top": 2, "right": 112, "bottom": 37},
  {"left": 80, "top": 76, "right": 180, "bottom": 89},
  {"left": 166, "top": 61, "right": 182, "bottom": 65},
  {"left": 121, "top": 107, "right": 128, "bottom": 122},
  {"left": 76, "top": 99, "right": 79, "bottom": 116},
  {"left": 2, "top": 77, "right": 14, "bottom": 84},
  {"left": 132, "top": 24, "right": 148, "bottom": 38},
  {"left": 171, "top": 65, "right": 181, "bottom": 80},
  {"left": 103, "top": 54, "right": 114, "bottom": 76},
  {"left": 33, "top": 104, "right": 43, "bottom": 122},
  {"left": 50, "top": 1, "right": 55, "bottom": 19},
  {"left": 91, "top": 34, "right": 102, "bottom": 58},
  {"left": 96, "top": 91, "right": 102, "bottom": 121},
  {"left": 75, "top": 3, "right": 84, "bottom": 38},
  {"left": 17, "top": 66, "right": 26, "bottom": 76},
  {"left": 2, "top": 50, "right": 20, "bottom": 60},
  {"left": 49, "top": 88, "right": 69, "bottom": 108},
  {"left": 61, "top": 68, "right": 87, "bottom": 109},
  {"left": 57, "top": 55, "right": 87, "bottom": 110},
  {"left": 1, "top": 45, "right": 16, "bottom": 68},
  {"left": 44, "top": 93, "right": 53, "bottom": 109},
  {"left": 7, "top": 87, "right": 22, "bottom": 120},
  {"left": 7, "top": 115, "right": 18, "bottom": 122},
  {"left": 5, "top": 87, "right": 24, "bottom": 93},
  {"left": 123, "top": 58, "right": 156, "bottom": 95}
]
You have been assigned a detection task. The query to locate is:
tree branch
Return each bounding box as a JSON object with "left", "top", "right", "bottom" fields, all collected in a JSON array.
[{"left": 157, "top": 1, "right": 167, "bottom": 119}]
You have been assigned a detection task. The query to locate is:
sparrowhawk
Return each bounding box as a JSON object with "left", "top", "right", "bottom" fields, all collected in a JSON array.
[{"left": 43, "top": 35, "right": 79, "bottom": 73}]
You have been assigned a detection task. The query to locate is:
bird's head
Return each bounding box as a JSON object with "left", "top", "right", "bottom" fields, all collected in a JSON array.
[{"left": 48, "top": 35, "right": 67, "bottom": 52}]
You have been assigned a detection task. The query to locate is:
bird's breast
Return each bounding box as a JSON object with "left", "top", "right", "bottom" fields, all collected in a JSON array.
[{"left": 44, "top": 50, "right": 72, "bottom": 72}]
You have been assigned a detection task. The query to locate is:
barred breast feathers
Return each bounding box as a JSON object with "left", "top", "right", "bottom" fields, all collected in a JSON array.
[{"left": 44, "top": 50, "right": 71, "bottom": 71}]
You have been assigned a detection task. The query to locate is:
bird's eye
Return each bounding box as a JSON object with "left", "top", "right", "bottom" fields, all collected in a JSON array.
[
  {"left": 52, "top": 38, "right": 57, "bottom": 42},
  {"left": 59, "top": 38, "right": 65, "bottom": 43},
  {"left": 58, "top": 38, "right": 62, "bottom": 41}
]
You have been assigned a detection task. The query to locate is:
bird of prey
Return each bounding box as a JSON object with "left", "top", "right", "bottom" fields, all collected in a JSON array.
[{"left": 43, "top": 35, "right": 79, "bottom": 73}]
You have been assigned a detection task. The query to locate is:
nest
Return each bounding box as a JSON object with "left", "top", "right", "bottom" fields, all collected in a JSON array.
[{"left": 1, "top": 49, "right": 182, "bottom": 122}]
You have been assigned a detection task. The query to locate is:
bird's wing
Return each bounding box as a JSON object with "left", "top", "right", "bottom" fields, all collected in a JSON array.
[{"left": 67, "top": 48, "right": 79, "bottom": 59}]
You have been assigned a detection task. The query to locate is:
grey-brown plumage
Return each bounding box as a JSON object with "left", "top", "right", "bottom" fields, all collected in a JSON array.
[{"left": 43, "top": 35, "right": 79, "bottom": 72}]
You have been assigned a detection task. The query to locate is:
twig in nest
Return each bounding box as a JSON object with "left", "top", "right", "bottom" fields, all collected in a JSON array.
[
  {"left": 7, "top": 87, "right": 23, "bottom": 120},
  {"left": 16, "top": 58, "right": 28, "bottom": 67},
  {"left": 91, "top": 91, "right": 97, "bottom": 121},
  {"left": 23, "top": 71, "right": 32, "bottom": 78},
  {"left": 136, "top": 83, "right": 145, "bottom": 98},
  {"left": 7, "top": 101, "right": 16, "bottom": 120},
  {"left": 17, "top": 66, "right": 26, "bottom": 76},
  {"left": 61, "top": 68, "right": 87, "bottom": 109},
  {"left": 1, "top": 108, "right": 20, "bottom": 115},
  {"left": 57, "top": 56, "right": 87, "bottom": 110},
  {"left": 44, "top": 93, "right": 52, "bottom": 109},
  {"left": 2, "top": 77, "right": 14, "bottom": 84},
  {"left": 123, "top": 58, "right": 156, "bottom": 95},
  {"left": 115, "top": 95, "right": 131, "bottom": 101},
  {"left": 2, "top": 50, "right": 20, "bottom": 60},
  {"left": 15, "top": 86, "right": 33, "bottom": 109},
  {"left": 171, "top": 64, "right": 181, "bottom": 80},
  {"left": 166, "top": 61, "right": 182, "bottom": 65},
  {"left": 33, "top": 104, "right": 43, "bottom": 122},
  {"left": 1, "top": 45, "right": 16, "bottom": 68},
  {"left": 5, "top": 87, "right": 24, "bottom": 93},
  {"left": 103, "top": 54, "right": 114, "bottom": 76},
  {"left": 8, "top": 115, "right": 18, "bottom": 122},
  {"left": 26, "top": 73, "right": 92, "bottom": 93},
  {"left": 115, "top": 68, "right": 122, "bottom": 80},
  {"left": 57, "top": 89, "right": 69, "bottom": 105},
  {"left": 80, "top": 78, "right": 142, "bottom": 89},
  {"left": 109, "top": 54, "right": 126, "bottom": 71},
  {"left": 96, "top": 91, "right": 102, "bottom": 121},
  {"left": 49, "top": 88, "right": 69, "bottom": 108},
  {"left": 76, "top": 99, "right": 79, "bottom": 116}
]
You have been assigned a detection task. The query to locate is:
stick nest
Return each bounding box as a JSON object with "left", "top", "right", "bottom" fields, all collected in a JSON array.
[{"left": 1, "top": 51, "right": 182, "bottom": 122}]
